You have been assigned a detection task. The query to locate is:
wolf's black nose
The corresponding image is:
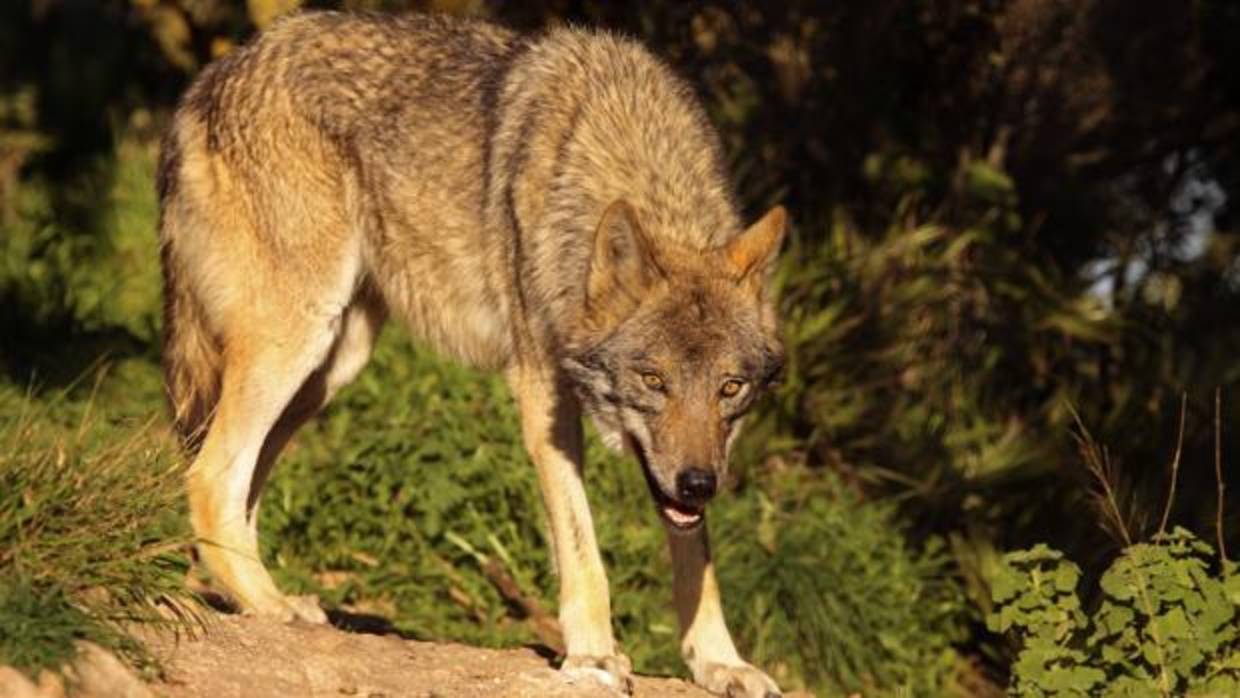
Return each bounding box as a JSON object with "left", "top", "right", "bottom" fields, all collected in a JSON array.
[{"left": 676, "top": 468, "right": 717, "bottom": 505}]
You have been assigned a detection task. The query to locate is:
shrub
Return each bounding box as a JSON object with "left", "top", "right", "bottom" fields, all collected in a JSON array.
[{"left": 990, "top": 529, "right": 1240, "bottom": 697}]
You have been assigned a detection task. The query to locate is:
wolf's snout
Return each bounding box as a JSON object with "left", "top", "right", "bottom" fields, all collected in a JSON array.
[{"left": 675, "top": 468, "right": 717, "bottom": 506}]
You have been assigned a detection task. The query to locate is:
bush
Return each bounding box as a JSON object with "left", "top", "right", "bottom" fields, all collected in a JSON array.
[
  {"left": 754, "top": 214, "right": 1117, "bottom": 509},
  {"left": 0, "top": 139, "right": 162, "bottom": 346},
  {"left": 990, "top": 529, "right": 1240, "bottom": 697}
]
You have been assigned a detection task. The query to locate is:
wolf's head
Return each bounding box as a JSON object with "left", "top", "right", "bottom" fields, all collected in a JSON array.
[{"left": 563, "top": 200, "right": 786, "bottom": 532}]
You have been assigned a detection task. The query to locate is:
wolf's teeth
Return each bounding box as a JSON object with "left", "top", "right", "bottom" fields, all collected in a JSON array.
[{"left": 663, "top": 506, "right": 701, "bottom": 526}]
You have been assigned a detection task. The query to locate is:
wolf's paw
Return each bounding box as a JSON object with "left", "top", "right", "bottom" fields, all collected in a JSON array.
[
  {"left": 693, "top": 661, "right": 781, "bottom": 698},
  {"left": 560, "top": 653, "right": 634, "bottom": 694},
  {"left": 243, "top": 593, "right": 327, "bottom": 625},
  {"left": 283, "top": 594, "right": 328, "bottom": 624}
]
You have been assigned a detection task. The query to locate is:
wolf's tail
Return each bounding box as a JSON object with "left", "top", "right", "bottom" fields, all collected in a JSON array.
[
  {"left": 158, "top": 122, "right": 222, "bottom": 453},
  {"left": 161, "top": 237, "right": 222, "bottom": 454}
]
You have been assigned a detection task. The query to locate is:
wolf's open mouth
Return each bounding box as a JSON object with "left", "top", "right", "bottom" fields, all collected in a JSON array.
[{"left": 631, "top": 440, "right": 704, "bottom": 531}]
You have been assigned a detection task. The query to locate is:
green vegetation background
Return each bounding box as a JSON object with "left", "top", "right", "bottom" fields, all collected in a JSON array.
[{"left": 2, "top": 1, "right": 1239, "bottom": 696}]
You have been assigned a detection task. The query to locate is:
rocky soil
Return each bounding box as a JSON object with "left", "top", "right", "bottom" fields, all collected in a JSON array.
[
  {"left": 147, "top": 614, "right": 713, "bottom": 698},
  {"left": 3, "top": 611, "right": 767, "bottom": 698}
]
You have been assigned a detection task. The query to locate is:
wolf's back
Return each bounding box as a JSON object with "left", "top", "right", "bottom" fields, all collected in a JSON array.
[{"left": 157, "top": 10, "right": 743, "bottom": 404}]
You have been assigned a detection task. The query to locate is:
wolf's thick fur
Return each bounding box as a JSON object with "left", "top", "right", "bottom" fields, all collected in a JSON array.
[{"left": 160, "top": 11, "right": 786, "bottom": 697}]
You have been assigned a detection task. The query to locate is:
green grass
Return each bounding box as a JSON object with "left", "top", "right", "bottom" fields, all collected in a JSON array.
[{"left": 0, "top": 374, "right": 199, "bottom": 678}]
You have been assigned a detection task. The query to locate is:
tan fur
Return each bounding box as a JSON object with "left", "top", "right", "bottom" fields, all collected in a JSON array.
[{"left": 160, "top": 11, "right": 784, "bottom": 696}]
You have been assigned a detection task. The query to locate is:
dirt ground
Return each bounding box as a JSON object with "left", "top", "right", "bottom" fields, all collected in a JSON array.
[
  {"left": 1, "top": 610, "right": 819, "bottom": 698},
  {"left": 146, "top": 613, "right": 714, "bottom": 698}
]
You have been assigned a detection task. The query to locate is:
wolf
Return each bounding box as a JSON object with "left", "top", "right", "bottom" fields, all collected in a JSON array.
[{"left": 159, "top": 10, "right": 787, "bottom": 697}]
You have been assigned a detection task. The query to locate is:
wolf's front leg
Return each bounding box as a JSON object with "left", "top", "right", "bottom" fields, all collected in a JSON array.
[
  {"left": 668, "top": 524, "right": 781, "bottom": 698},
  {"left": 508, "top": 365, "right": 633, "bottom": 693}
]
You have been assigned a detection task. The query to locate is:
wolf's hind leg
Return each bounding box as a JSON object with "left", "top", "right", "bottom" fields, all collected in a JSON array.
[
  {"left": 187, "top": 313, "right": 343, "bottom": 623},
  {"left": 668, "top": 526, "right": 781, "bottom": 698},
  {"left": 507, "top": 364, "right": 633, "bottom": 693},
  {"left": 246, "top": 293, "right": 387, "bottom": 544}
]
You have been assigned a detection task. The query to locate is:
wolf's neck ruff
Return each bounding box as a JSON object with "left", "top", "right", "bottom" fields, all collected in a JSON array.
[{"left": 481, "top": 23, "right": 746, "bottom": 363}]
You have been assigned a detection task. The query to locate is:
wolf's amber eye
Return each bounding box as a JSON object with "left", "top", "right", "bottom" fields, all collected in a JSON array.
[
  {"left": 642, "top": 373, "right": 665, "bottom": 391},
  {"left": 720, "top": 379, "right": 745, "bottom": 398}
]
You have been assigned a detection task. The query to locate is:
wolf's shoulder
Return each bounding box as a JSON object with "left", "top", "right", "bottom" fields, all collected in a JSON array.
[{"left": 519, "top": 23, "right": 676, "bottom": 79}]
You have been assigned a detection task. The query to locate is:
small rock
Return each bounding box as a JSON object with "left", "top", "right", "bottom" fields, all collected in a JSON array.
[
  {"left": 35, "top": 670, "right": 66, "bottom": 698},
  {"left": 63, "top": 642, "right": 154, "bottom": 698},
  {"left": 0, "top": 666, "right": 41, "bottom": 698}
]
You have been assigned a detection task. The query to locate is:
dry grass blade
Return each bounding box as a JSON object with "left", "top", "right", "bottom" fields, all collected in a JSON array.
[
  {"left": 1068, "top": 403, "right": 1132, "bottom": 547},
  {"left": 1158, "top": 392, "right": 1187, "bottom": 535},
  {"left": 1216, "top": 387, "right": 1228, "bottom": 563},
  {"left": 480, "top": 558, "right": 563, "bottom": 656}
]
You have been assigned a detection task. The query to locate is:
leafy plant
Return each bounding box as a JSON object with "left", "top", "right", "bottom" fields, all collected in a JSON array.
[
  {"left": 988, "top": 545, "right": 1105, "bottom": 696},
  {"left": 990, "top": 529, "right": 1240, "bottom": 697}
]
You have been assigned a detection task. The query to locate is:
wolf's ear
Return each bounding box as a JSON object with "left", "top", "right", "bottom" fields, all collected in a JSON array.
[
  {"left": 724, "top": 205, "right": 787, "bottom": 283},
  {"left": 587, "top": 199, "right": 662, "bottom": 309}
]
